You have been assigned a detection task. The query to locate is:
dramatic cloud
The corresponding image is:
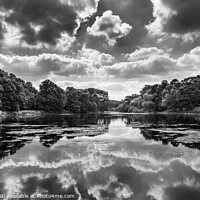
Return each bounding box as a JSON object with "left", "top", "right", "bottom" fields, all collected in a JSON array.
[
  {"left": 84, "top": 0, "right": 153, "bottom": 54},
  {"left": 87, "top": 10, "right": 132, "bottom": 46},
  {"left": 148, "top": 0, "right": 200, "bottom": 40},
  {"left": 1, "top": 0, "right": 200, "bottom": 100},
  {"left": 0, "top": 0, "right": 79, "bottom": 46}
]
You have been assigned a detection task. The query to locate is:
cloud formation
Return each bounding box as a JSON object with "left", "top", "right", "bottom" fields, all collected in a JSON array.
[
  {"left": 148, "top": 0, "right": 200, "bottom": 40},
  {"left": 127, "top": 47, "right": 164, "bottom": 62},
  {"left": 162, "top": 0, "right": 200, "bottom": 34},
  {"left": 87, "top": 10, "right": 132, "bottom": 46},
  {"left": 78, "top": 47, "right": 114, "bottom": 67},
  {"left": 0, "top": 0, "right": 200, "bottom": 99},
  {"left": 0, "top": 0, "right": 79, "bottom": 45},
  {"left": 62, "top": 0, "right": 100, "bottom": 19},
  {"left": 104, "top": 53, "right": 177, "bottom": 79},
  {"left": 85, "top": 0, "right": 153, "bottom": 54},
  {"left": 1, "top": 46, "right": 200, "bottom": 99},
  {"left": 0, "top": 53, "right": 91, "bottom": 80}
]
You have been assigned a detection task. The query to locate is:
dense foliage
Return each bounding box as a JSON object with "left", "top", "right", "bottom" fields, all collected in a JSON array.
[
  {"left": 117, "top": 76, "right": 200, "bottom": 113},
  {"left": 108, "top": 100, "right": 122, "bottom": 111},
  {"left": 0, "top": 69, "right": 109, "bottom": 113},
  {"left": 65, "top": 87, "right": 109, "bottom": 113},
  {"left": 37, "top": 80, "right": 66, "bottom": 111},
  {"left": 0, "top": 70, "right": 38, "bottom": 111}
]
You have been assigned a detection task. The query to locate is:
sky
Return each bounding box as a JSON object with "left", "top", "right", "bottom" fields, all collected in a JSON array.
[{"left": 0, "top": 0, "right": 200, "bottom": 100}]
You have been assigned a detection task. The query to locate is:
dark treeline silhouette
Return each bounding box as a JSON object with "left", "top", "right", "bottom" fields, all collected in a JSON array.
[
  {"left": 117, "top": 76, "right": 200, "bottom": 113},
  {"left": 0, "top": 69, "right": 109, "bottom": 112}
]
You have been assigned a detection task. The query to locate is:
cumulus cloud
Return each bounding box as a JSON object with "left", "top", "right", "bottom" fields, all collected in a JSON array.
[
  {"left": 100, "top": 46, "right": 200, "bottom": 80},
  {"left": 87, "top": 10, "right": 132, "bottom": 46},
  {"left": 104, "top": 54, "right": 177, "bottom": 79},
  {"left": 84, "top": 0, "right": 153, "bottom": 54},
  {"left": 1, "top": 46, "right": 200, "bottom": 99},
  {"left": 78, "top": 47, "right": 114, "bottom": 67},
  {"left": 127, "top": 47, "right": 164, "bottom": 62},
  {"left": 178, "top": 46, "right": 200, "bottom": 69},
  {"left": 0, "top": 53, "right": 91, "bottom": 80},
  {"left": 147, "top": 0, "right": 200, "bottom": 40},
  {"left": 0, "top": 48, "right": 113, "bottom": 82},
  {"left": 54, "top": 60, "right": 89, "bottom": 77}
]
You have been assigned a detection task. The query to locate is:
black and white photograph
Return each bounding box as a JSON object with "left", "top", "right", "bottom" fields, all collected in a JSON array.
[{"left": 0, "top": 0, "right": 200, "bottom": 199}]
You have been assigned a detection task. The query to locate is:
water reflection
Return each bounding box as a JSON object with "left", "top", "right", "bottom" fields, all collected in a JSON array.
[{"left": 0, "top": 113, "right": 200, "bottom": 199}]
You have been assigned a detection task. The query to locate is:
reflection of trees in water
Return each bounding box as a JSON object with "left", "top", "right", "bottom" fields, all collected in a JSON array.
[
  {"left": 3, "top": 113, "right": 200, "bottom": 127},
  {"left": 2, "top": 113, "right": 200, "bottom": 160},
  {"left": 1, "top": 113, "right": 107, "bottom": 127},
  {"left": 0, "top": 114, "right": 111, "bottom": 160},
  {"left": 0, "top": 124, "right": 33, "bottom": 160},
  {"left": 0, "top": 137, "right": 31, "bottom": 160},
  {"left": 140, "top": 128, "right": 200, "bottom": 151},
  {"left": 40, "top": 135, "right": 63, "bottom": 148},
  {"left": 123, "top": 114, "right": 200, "bottom": 126}
]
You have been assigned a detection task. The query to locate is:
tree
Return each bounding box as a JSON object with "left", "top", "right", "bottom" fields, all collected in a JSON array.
[
  {"left": 24, "top": 82, "right": 38, "bottom": 109},
  {"left": 65, "top": 87, "right": 81, "bottom": 113},
  {"left": 0, "top": 77, "right": 20, "bottom": 111},
  {"left": 0, "top": 69, "right": 110, "bottom": 113},
  {"left": 37, "top": 80, "right": 65, "bottom": 111},
  {"left": 142, "top": 101, "right": 155, "bottom": 112}
]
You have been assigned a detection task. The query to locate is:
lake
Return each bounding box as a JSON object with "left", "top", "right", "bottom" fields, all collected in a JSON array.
[{"left": 0, "top": 113, "right": 200, "bottom": 200}]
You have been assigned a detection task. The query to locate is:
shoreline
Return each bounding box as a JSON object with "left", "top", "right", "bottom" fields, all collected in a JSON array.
[
  {"left": 0, "top": 110, "right": 73, "bottom": 119},
  {"left": 1, "top": 110, "right": 200, "bottom": 119},
  {"left": 0, "top": 110, "right": 107, "bottom": 119}
]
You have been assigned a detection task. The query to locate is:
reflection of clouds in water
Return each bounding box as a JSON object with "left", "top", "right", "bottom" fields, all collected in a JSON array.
[
  {"left": 4, "top": 177, "right": 23, "bottom": 196},
  {"left": 148, "top": 185, "right": 165, "bottom": 200},
  {"left": 2, "top": 172, "right": 80, "bottom": 199},
  {"left": 108, "top": 118, "right": 143, "bottom": 139},
  {"left": 180, "top": 149, "right": 200, "bottom": 173},
  {"left": 88, "top": 175, "right": 133, "bottom": 200},
  {"left": 147, "top": 160, "right": 200, "bottom": 200},
  {"left": 173, "top": 177, "right": 200, "bottom": 188},
  {"left": 164, "top": 185, "right": 200, "bottom": 200},
  {"left": 1, "top": 129, "right": 200, "bottom": 199},
  {"left": 57, "top": 171, "right": 76, "bottom": 190},
  {"left": 82, "top": 152, "right": 115, "bottom": 174},
  {"left": 148, "top": 178, "right": 200, "bottom": 200}
]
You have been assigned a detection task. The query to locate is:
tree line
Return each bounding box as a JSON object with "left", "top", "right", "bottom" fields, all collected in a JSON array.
[
  {"left": 0, "top": 69, "right": 109, "bottom": 112},
  {"left": 117, "top": 76, "right": 200, "bottom": 113}
]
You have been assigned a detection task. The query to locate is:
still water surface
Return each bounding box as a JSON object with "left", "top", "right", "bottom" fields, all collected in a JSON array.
[{"left": 0, "top": 113, "right": 200, "bottom": 200}]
